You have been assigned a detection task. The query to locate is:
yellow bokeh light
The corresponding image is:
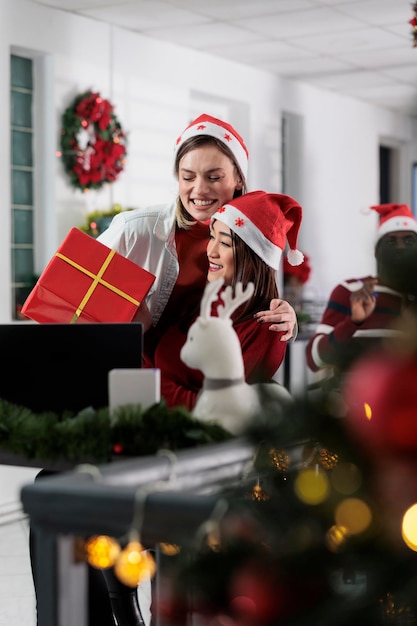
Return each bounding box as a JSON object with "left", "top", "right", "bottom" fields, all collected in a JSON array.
[
  {"left": 159, "top": 542, "right": 181, "bottom": 556},
  {"left": 364, "top": 402, "right": 372, "bottom": 420},
  {"left": 294, "top": 467, "right": 330, "bottom": 505},
  {"left": 335, "top": 498, "right": 372, "bottom": 535},
  {"left": 325, "top": 524, "right": 349, "bottom": 552},
  {"left": 85, "top": 535, "right": 121, "bottom": 569},
  {"left": 402, "top": 503, "right": 417, "bottom": 551},
  {"left": 331, "top": 462, "right": 362, "bottom": 495},
  {"left": 114, "top": 541, "right": 156, "bottom": 587}
]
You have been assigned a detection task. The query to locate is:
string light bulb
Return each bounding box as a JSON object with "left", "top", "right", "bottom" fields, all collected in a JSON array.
[
  {"left": 114, "top": 540, "right": 156, "bottom": 587},
  {"left": 85, "top": 535, "right": 121, "bottom": 569}
]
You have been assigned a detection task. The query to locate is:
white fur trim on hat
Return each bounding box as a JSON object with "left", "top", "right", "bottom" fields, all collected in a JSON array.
[
  {"left": 174, "top": 115, "right": 248, "bottom": 180},
  {"left": 376, "top": 216, "right": 417, "bottom": 243},
  {"left": 213, "top": 203, "right": 282, "bottom": 270}
]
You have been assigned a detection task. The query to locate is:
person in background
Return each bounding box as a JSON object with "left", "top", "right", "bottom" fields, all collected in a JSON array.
[
  {"left": 152, "top": 190, "right": 304, "bottom": 411},
  {"left": 97, "top": 114, "right": 298, "bottom": 370},
  {"left": 306, "top": 203, "right": 417, "bottom": 379}
]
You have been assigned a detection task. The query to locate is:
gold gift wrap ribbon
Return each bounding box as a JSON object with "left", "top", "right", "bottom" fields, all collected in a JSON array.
[{"left": 56, "top": 250, "right": 140, "bottom": 323}]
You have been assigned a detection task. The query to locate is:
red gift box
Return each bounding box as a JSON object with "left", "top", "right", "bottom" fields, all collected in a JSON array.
[{"left": 21, "top": 227, "right": 156, "bottom": 324}]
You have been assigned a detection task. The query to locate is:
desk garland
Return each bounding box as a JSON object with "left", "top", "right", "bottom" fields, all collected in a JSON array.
[{"left": 0, "top": 399, "right": 232, "bottom": 463}]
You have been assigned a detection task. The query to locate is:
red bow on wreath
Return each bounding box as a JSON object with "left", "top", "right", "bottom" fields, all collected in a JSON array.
[{"left": 60, "top": 90, "right": 127, "bottom": 192}]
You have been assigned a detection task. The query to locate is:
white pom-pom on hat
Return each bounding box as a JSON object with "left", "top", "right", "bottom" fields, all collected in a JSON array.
[{"left": 287, "top": 248, "right": 304, "bottom": 266}]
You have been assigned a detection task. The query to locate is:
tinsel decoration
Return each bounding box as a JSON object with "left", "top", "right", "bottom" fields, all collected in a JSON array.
[
  {"left": 251, "top": 480, "right": 270, "bottom": 502},
  {"left": 269, "top": 447, "right": 290, "bottom": 472},
  {"left": 318, "top": 447, "right": 339, "bottom": 470}
]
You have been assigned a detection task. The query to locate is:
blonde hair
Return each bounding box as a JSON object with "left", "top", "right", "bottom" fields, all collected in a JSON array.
[{"left": 174, "top": 135, "right": 247, "bottom": 230}]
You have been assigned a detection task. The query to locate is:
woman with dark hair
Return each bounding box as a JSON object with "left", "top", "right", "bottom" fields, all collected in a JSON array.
[
  {"left": 152, "top": 190, "right": 304, "bottom": 411},
  {"left": 95, "top": 118, "right": 299, "bottom": 626},
  {"left": 97, "top": 114, "right": 298, "bottom": 370}
]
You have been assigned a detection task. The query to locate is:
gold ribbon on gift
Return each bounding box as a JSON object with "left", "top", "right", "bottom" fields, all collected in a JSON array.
[{"left": 56, "top": 250, "right": 140, "bottom": 323}]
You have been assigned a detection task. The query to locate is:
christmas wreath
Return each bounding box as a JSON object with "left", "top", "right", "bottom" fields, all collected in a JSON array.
[{"left": 60, "top": 90, "right": 127, "bottom": 192}]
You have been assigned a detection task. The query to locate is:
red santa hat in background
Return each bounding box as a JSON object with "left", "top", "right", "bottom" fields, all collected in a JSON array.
[
  {"left": 283, "top": 252, "right": 311, "bottom": 284},
  {"left": 174, "top": 113, "right": 249, "bottom": 180},
  {"left": 371, "top": 203, "right": 417, "bottom": 244},
  {"left": 211, "top": 190, "right": 304, "bottom": 271}
]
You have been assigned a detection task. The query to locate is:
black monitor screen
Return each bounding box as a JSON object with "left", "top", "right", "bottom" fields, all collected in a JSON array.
[{"left": 0, "top": 323, "right": 143, "bottom": 414}]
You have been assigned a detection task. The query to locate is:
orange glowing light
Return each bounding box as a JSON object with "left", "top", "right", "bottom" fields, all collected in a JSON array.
[
  {"left": 325, "top": 524, "right": 348, "bottom": 552},
  {"left": 114, "top": 542, "right": 156, "bottom": 587},
  {"left": 402, "top": 503, "right": 417, "bottom": 551},
  {"left": 85, "top": 535, "right": 120, "bottom": 569},
  {"left": 335, "top": 498, "right": 372, "bottom": 535},
  {"left": 364, "top": 402, "right": 372, "bottom": 420}
]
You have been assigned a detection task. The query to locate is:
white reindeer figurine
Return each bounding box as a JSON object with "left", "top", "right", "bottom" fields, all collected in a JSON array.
[{"left": 180, "top": 279, "right": 263, "bottom": 435}]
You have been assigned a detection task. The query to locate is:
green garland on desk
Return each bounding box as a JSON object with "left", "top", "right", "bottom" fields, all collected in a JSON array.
[{"left": 0, "top": 399, "right": 233, "bottom": 463}]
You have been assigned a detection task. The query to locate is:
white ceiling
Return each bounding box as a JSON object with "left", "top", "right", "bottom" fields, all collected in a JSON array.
[{"left": 30, "top": 0, "right": 417, "bottom": 116}]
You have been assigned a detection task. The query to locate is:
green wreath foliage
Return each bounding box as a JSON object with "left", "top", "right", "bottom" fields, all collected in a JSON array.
[
  {"left": 0, "top": 399, "right": 232, "bottom": 464},
  {"left": 60, "top": 90, "right": 127, "bottom": 192}
]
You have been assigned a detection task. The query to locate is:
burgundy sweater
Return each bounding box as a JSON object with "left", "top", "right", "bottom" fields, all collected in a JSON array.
[
  {"left": 153, "top": 295, "right": 287, "bottom": 411},
  {"left": 306, "top": 276, "right": 404, "bottom": 373}
]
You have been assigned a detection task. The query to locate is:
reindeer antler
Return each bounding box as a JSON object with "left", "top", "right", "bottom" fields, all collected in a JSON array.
[
  {"left": 217, "top": 282, "right": 255, "bottom": 319},
  {"left": 199, "top": 279, "right": 224, "bottom": 319}
]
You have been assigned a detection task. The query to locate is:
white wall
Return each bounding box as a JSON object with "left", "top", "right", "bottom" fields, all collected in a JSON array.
[
  {"left": 0, "top": 0, "right": 415, "bottom": 503},
  {"left": 2, "top": 0, "right": 414, "bottom": 313}
]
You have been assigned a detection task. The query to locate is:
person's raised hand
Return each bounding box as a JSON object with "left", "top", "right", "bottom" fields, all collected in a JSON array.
[{"left": 350, "top": 278, "right": 377, "bottom": 324}]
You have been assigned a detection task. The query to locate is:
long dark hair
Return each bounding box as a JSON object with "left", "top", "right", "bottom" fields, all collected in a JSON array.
[{"left": 212, "top": 219, "right": 279, "bottom": 323}]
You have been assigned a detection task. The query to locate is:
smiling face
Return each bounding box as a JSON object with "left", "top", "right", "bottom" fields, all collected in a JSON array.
[
  {"left": 178, "top": 145, "right": 243, "bottom": 223},
  {"left": 207, "top": 219, "right": 235, "bottom": 285}
]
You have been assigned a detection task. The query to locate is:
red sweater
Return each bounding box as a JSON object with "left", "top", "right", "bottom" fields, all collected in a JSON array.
[
  {"left": 306, "top": 276, "right": 404, "bottom": 373},
  {"left": 144, "top": 221, "right": 208, "bottom": 365},
  {"left": 153, "top": 297, "right": 287, "bottom": 411}
]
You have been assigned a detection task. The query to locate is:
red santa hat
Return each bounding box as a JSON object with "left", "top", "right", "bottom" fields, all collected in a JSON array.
[
  {"left": 371, "top": 203, "right": 417, "bottom": 243},
  {"left": 211, "top": 190, "right": 304, "bottom": 271},
  {"left": 174, "top": 113, "right": 249, "bottom": 180}
]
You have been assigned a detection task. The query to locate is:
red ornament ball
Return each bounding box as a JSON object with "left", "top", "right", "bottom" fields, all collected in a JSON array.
[{"left": 343, "top": 350, "right": 417, "bottom": 456}]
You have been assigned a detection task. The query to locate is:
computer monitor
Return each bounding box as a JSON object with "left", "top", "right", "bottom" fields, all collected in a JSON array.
[{"left": 0, "top": 323, "right": 143, "bottom": 414}]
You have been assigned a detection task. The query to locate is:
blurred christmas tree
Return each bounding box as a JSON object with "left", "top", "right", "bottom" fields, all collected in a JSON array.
[{"left": 155, "top": 310, "right": 417, "bottom": 625}]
